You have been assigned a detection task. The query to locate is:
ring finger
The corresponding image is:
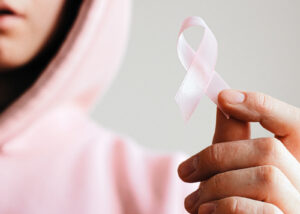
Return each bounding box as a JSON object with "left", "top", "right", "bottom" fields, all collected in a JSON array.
[{"left": 185, "top": 166, "right": 300, "bottom": 214}]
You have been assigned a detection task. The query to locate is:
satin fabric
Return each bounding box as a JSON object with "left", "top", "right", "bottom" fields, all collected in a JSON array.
[{"left": 175, "top": 17, "right": 230, "bottom": 121}]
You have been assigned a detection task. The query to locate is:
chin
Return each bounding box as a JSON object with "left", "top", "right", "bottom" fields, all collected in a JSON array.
[
  {"left": 0, "top": 57, "right": 29, "bottom": 72},
  {"left": 0, "top": 46, "right": 33, "bottom": 72},
  {"left": 0, "top": 35, "right": 26, "bottom": 71}
]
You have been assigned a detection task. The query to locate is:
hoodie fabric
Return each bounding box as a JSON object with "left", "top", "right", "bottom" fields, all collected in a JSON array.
[{"left": 0, "top": 0, "right": 195, "bottom": 213}]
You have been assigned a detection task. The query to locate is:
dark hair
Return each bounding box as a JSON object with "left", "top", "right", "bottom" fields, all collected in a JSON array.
[
  {"left": 43, "top": 0, "right": 83, "bottom": 66},
  {"left": 26, "top": 0, "right": 83, "bottom": 72}
]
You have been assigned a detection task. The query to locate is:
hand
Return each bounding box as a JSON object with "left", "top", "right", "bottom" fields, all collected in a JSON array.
[{"left": 178, "top": 90, "right": 300, "bottom": 214}]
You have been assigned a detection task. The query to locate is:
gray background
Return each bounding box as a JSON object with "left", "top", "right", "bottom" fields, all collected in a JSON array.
[{"left": 92, "top": 0, "right": 300, "bottom": 155}]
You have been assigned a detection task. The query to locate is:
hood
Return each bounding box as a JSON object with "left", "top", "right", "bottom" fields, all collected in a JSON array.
[{"left": 0, "top": 0, "right": 131, "bottom": 143}]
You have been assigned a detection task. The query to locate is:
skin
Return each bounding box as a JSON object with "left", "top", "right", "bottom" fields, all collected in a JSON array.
[
  {"left": 178, "top": 89, "right": 300, "bottom": 214},
  {"left": 0, "top": 0, "right": 66, "bottom": 70},
  {"left": 1, "top": 2, "right": 299, "bottom": 212},
  {"left": 0, "top": 0, "right": 81, "bottom": 112}
]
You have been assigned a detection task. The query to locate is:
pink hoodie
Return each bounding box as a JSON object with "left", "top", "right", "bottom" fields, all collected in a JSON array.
[{"left": 0, "top": 0, "right": 195, "bottom": 213}]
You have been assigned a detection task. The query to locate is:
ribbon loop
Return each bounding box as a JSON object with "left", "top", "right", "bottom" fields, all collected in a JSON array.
[{"left": 175, "top": 16, "right": 230, "bottom": 121}]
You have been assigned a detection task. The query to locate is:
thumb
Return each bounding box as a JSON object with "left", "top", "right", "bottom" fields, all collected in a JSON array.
[
  {"left": 218, "top": 89, "right": 300, "bottom": 159},
  {"left": 218, "top": 89, "right": 300, "bottom": 137}
]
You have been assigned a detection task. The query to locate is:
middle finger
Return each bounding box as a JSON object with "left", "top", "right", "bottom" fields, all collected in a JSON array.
[{"left": 178, "top": 137, "right": 300, "bottom": 191}]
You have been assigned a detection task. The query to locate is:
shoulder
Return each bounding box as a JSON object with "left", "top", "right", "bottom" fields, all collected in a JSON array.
[{"left": 82, "top": 118, "right": 195, "bottom": 213}]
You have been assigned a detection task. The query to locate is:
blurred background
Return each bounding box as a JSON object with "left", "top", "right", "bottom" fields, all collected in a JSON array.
[{"left": 92, "top": 0, "right": 300, "bottom": 155}]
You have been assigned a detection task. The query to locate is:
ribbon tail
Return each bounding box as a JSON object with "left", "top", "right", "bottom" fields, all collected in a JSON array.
[
  {"left": 205, "top": 72, "right": 230, "bottom": 118},
  {"left": 175, "top": 70, "right": 205, "bottom": 121}
]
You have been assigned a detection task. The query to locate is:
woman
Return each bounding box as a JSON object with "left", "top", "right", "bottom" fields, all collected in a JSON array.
[{"left": 0, "top": 0, "right": 299, "bottom": 213}]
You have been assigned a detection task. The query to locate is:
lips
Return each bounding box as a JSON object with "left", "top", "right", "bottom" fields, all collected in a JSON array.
[
  {"left": 0, "top": 9, "right": 14, "bottom": 16},
  {"left": 0, "top": 2, "right": 24, "bottom": 30},
  {"left": 0, "top": 2, "right": 23, "bottom": 17}
]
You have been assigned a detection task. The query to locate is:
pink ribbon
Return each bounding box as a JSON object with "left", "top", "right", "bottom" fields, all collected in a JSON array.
[{"left": 175, "top": 16, "right": 230, "bottom": 121}]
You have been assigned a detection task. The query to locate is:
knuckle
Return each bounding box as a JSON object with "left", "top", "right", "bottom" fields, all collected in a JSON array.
[
  {"left": 219, "top": 197, "right": 283, "bottom": 214},
  {"left": 256, "top": 138, "right": 282, "bottom": 163},
  {"left": 223, "top": 197, "right": 240, "bottom": 213},
  {"left": 256, "top": 165, "right": 282, "bottom": 188},
  {"left": 211, "top": 173, "right": 225, "bottom": 195},
  {"left": 262, "top": 204, "right": 283, "bottom": 214},
  {"left": 252, "top": 92, "right": 273, "bottom": 114},
  {"left": 206, "top": 144, "right": 224, "bottom": 169}
]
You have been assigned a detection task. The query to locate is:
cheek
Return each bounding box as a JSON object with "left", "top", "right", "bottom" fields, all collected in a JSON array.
[
  {"left": 29, "top": 0, "right": 65, "bottom": 36},
  {"left": 29, "top": 0, "right": 66, "bottom": 48}
]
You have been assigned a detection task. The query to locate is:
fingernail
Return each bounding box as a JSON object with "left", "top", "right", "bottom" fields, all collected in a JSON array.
[
  {"left": 178, "top": 157, "right": 198, "bottom": 179},
  {"left": 198, "top": 203, "right": 216, "bottom": 214},
  {"left": 223, "top": 90, "right": 245, "bottom": 104}
]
